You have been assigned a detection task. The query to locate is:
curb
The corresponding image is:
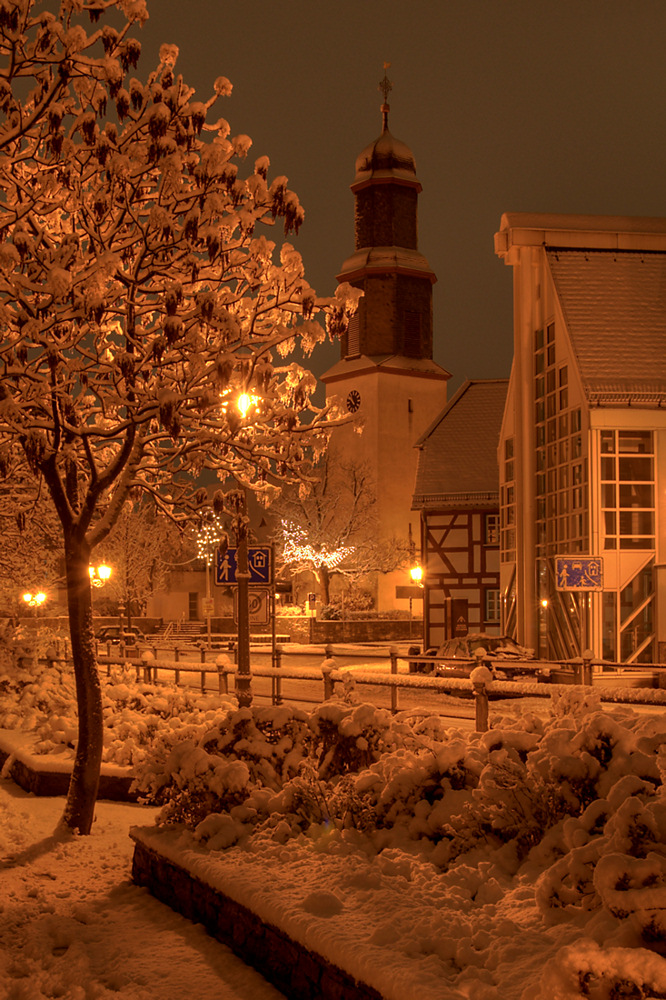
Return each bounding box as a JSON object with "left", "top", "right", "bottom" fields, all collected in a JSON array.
[{"left": 131, "top": 836, "right": 383, "bottom": 1000}]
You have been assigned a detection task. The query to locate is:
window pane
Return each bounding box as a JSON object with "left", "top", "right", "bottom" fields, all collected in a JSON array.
[
  {"left": 618, "top": 456, "right": 653, "bottom": 481},
  {"left": 601, "top": 457, "right": 615, "bottom": 481},
  {"left": 619, "top": 484, "right": 654, "bottom": 508},
  {"left": 600, "top": 431, "right": 615, "bottom": 454},
  {"left": 619, "top": 511, "right": 654, "bottom": 536},
  {"left": 602, "top": 484, "right": 616, "bottom": 508},
  {"left": 618, "top": 431, "right": 652, "bottom": 454}
]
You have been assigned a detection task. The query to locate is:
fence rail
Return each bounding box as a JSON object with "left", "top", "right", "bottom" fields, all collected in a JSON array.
[{"left": 95, "top": 645, "right": 666, "bottom": 733}]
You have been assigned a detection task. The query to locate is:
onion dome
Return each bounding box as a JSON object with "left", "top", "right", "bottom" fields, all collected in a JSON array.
[{"left": 352, "top": 66, "right": 421, "bottom": 191}]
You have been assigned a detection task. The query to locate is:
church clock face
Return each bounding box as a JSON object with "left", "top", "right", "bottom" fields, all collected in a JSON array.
[{"left": 346, "top": 389, "right": 361, "bottom": 413}]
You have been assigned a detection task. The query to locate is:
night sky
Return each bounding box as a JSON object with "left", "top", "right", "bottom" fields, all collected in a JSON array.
[{"left": 133, "top": 1, "right": 666, "bottom": 392}]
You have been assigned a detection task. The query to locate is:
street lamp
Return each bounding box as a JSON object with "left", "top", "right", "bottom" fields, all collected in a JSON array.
[
  {"left": 22, "top": 591, "right": 46, "bottom": 608},
  {"left": 408, "top": 564, "right": 423, "bottom": 639},
  {"left": 89, "top": 563, "right": 112, "bottom": 588}
]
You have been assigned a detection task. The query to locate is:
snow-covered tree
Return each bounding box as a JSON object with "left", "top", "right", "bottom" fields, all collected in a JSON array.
[
  {"left": 0, "top": 0, "right": 358, "bottom": 833},
  {"left": 96, "top": 498, "right": 177, "bottom": 624},
  {"left": 0, "top": 475, "right": 62, "bottom": 615},
  {"left": 274, "top": 455, "right": 408, "bottom": 606}
]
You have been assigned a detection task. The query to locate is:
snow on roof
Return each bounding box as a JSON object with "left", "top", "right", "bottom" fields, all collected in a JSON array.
[
  {"left": 547, "top": 250, "right": 666, "bottom": 404},
  {"left": 412, "top": 379, "right": 509, "bottom": 509}
]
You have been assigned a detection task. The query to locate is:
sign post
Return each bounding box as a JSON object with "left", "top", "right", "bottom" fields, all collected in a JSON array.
[{"left": 555, "top": 556, "right": 603, "bottom": 658}]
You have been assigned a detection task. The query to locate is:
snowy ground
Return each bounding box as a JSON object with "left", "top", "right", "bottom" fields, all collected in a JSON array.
[
  {"left": 0, "top": 783, "right": 285, "bottom": 1000},
  {"left": 2, "top": 650, "right": 666, "bottom": 1000}
]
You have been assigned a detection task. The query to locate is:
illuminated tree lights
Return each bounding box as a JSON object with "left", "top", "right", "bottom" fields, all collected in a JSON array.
[
  {"left": 280, "top": 519, "right": 354, "bottom": 571},
  {"left": 196, "top": 514, "right": 226, "bottom": 564}
]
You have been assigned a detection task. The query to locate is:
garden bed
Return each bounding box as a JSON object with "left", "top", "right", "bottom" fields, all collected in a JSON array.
[
  {"left": 131, "top": 830, "right": 382, "bottom": 1000},
  {"left": 0, "top": 730, "right": 137, "bottom": 800}
]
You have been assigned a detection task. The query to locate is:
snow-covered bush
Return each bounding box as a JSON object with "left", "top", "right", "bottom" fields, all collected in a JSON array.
[
  {"left": 132, "top": 701, "right": 404, "bottom": 831},
  {"left": 128, "top": 697, "right": 666, "bottom": 995},
  {"left": 0, "top": 655, "right": 229, "bottom": 767}
]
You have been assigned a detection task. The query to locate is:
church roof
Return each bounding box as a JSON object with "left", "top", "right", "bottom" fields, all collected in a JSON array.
[
  {"left": 337, "top": 246, "right": 436, "bottom": 283},
  {"left": 353, "top": 129, "right": 419, "bottom": 189},
  {"left": 321, "top": 353, "right": 450, "bottom": 385},
  {"left": 412, "top": 379, "right": 509, "bottom": 510},
  {"left": 547, "top": 249, "right": 666, "bottom": 405}
]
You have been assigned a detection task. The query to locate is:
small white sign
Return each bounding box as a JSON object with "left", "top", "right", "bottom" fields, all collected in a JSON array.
[
  {"left": 233, "top": 589, "right": 270, "bottom": 625},
  {"left": 202, "top": 597, "right": 215, "bottom": 617}
]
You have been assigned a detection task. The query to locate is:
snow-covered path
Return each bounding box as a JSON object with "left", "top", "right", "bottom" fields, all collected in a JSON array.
[{"left": 0, "top": 782, "right": 284, "bottom": 1000}]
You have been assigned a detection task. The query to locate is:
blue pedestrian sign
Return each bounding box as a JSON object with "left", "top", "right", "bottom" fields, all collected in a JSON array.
[
  {"left": 555, "top": 556, "right": 603, "bottom": 591},
  {"left": 215, "top": 546, "right": 272, "bottom": 585}
]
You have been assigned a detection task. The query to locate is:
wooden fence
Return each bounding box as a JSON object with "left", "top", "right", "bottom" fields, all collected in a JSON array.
[{"left": 95, "top": 646, "right": 666, "bottom": 734}]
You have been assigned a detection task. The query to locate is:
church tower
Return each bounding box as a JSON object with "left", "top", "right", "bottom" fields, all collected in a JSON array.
[{"left": 322, "top": 69, "right": 450, "bottom": 611}]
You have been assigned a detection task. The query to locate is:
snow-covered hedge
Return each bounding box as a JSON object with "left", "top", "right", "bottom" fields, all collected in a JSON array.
[
  {"left": 0, "top": 656, "right": 227, "bottom": 766},
  {"left": 130, "top": 689, "right": 666, "bottom": 997}
]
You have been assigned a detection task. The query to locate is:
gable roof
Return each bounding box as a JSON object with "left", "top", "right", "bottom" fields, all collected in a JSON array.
[
  {"left": 547, "top": 249, "right": 666, "bottom": 405},
  {"left": 412, "top": 379, "right": 508, "bottom": 510}
]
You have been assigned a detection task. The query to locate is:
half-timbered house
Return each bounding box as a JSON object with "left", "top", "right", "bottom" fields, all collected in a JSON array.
[{"left": 412, "top": 379, "right": 508, "bottom": 650}]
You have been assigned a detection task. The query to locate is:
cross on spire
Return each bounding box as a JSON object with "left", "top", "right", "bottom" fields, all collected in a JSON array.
[{"left": 379, "top": 62, "right": 392, "bottom": 132}]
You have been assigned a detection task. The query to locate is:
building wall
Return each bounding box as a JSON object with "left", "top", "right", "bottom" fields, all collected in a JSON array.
[
  {"left": 326, "top": 368, "right": 447, "bottom": 610},
  {"left": 421, "top": 508, "right": 500, "bottom": 649},
  {"left": 496, "top": 215, "right": 666, "bottom": 662}
]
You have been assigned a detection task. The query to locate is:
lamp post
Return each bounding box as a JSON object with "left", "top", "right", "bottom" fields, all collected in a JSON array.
[
  {"left": 540, "top": 597, "right": 549, "bottom": 659},
  {"left": 409, "top": 564, "right": 423, "bottom": 639}
]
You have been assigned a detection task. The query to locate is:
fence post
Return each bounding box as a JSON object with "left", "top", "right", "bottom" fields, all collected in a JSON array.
[
  {"left": 389, "top": 645, "right": 399, "bottom": 714},
  {"left": 216, "top": 655, "right": 230, "bottom": 696},
  {"left": 141, "top": 650, "right": 154, "bottom": 684},
  {"left": 200, "top": 645, "right": 207, "bottom": 692},
  {"left": 471, "top": 659, "right": 492, "bottom": 733},
  {"left": 473, "top": 681, "right": 489, "bottom": 732},
  {"left": 322, "top": 646, "right": 336, "bottom": 700},
  {"left": 582, "top": 648, "right": 593, "bottom": 685},
  {"left": 272, "top": 644, "right": 283, "bottom": 706}
]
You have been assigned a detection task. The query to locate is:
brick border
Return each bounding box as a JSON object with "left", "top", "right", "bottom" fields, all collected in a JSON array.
[
  {"left": 0, "top": 746, "right": 137, "bottom": 801},
  {"left": 131, "top": 836, "right": 383, "bottom": 1000}
]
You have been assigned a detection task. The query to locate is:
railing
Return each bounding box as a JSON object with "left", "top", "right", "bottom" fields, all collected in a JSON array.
[{"left": 95, "top": 645, "right": 666, "bottom": 734}]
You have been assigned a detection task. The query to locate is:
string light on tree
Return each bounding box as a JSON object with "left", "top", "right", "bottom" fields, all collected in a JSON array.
[
  {"left": 196, "top": 513, "right": 226, "bottom": 563},
  {"left": 281, "top": 519, "right": 354, "bottom": 570}
]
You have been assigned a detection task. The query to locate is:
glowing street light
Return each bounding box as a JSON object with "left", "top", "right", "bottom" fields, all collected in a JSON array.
[
  {"left": 89, "top": 563, "right": 112, "bottom": 588},
  {"left": 408, "top": 564, "right": 423, "bottom": 640},
  {"left": 22, "top": 591, "right": 46, "bottom": 608}
]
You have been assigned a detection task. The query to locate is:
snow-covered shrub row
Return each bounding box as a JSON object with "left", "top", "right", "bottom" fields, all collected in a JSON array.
[
  {"left": 0, "top": 656, "right": 226, "bottom": 765},
  {"left": 131, "top": 689, "right": 666, "bottom": 994}
]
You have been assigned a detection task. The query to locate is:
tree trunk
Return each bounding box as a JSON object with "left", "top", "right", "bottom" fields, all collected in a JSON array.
[
  {"left": 319, "top": 563, "right": 331, "bottom": 606},
  {"left": 57, "top": 537, "right": 104, "bottom": 835}
]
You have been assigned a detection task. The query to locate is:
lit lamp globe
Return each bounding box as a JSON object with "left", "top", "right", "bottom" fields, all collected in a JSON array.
[
  {"left": 410, "top": 565, "right": 423, "bottom": 585},
  {"left": 89, "top": 563, "right": 112, "bottom": 588},
  {"left": 22, "top": 591, "right": 46, "bottom": 608}
]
